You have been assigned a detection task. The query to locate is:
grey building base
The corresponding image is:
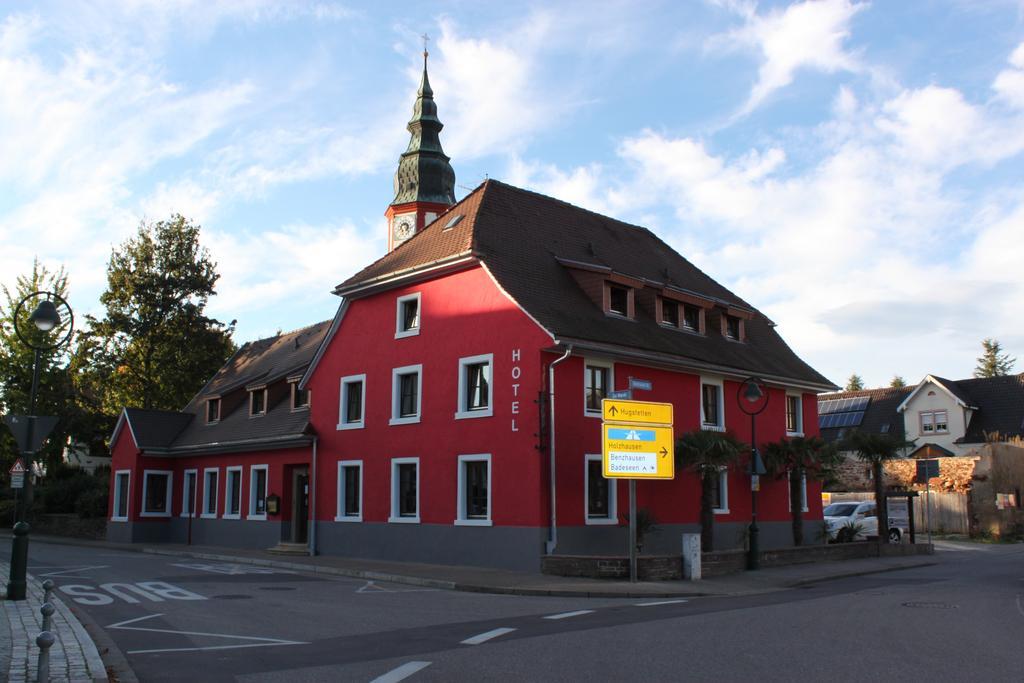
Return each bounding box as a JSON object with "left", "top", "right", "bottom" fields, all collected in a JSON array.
[
  {"left": 554, "top": 520, "right": 826, "bottom": 556},
  {"left": 316, "top": 522, "right": 548, "bottom": 573},
  {"left": 106, "top": 518, "right": 284, "bottom": 549}
]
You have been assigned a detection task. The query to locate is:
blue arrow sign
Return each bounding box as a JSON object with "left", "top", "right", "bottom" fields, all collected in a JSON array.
[{"left": 607, "top": 428, "right": 656, "bottom": 441}]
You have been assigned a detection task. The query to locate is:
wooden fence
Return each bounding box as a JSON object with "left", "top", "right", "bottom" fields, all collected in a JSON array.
[{"left": 826, "top": 491, "right": 969, "bottom": 534}]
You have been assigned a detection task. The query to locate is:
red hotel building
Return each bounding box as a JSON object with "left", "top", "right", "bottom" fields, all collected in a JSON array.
[{"left": 108, "top": 58, "right": 836, "bottom": 571}]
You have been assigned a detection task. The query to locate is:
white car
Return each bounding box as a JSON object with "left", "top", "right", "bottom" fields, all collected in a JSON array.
[{"left": 824, "top": 501, "right": 904, "bottom": 543}]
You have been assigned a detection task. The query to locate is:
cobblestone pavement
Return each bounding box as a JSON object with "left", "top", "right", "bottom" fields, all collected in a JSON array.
[{"left": 0, "top": 562, "right": 108, "bottom": 683}]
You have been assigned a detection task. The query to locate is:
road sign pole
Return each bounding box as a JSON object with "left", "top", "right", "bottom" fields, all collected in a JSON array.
[
  {"left": 629, "top": 479, "right": 637, "bottom": 583},
  {"left": 926, "top": 479, "right": 932, "bottom": 546}
]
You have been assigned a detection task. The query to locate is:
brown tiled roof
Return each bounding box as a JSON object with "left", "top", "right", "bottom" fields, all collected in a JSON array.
[{"left": 338, "top": 180, "right": 834, "bottom": 389}]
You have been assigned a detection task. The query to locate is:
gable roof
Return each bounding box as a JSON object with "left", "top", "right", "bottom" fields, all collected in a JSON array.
[
  {"left": 819, "top": 373, "right": 1024, "bottom": 445},
  {"left": 111, "top": 321, "right": 331, "bottom": 455},
  {"left": 896, "top": 374, "right": 977, "bottom": 412},
  {"left": 337, "top": 180, "right": 834, "bottom": 390}
]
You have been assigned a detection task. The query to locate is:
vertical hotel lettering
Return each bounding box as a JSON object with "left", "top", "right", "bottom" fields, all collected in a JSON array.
[{"left": 511, "top": 348, "right": 521, "bottom": 432}]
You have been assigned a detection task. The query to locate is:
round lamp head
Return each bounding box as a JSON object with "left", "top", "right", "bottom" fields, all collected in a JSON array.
[
  {"left": 30, "top": 299, "right": 60, "bottom": 332},
  {"left": 743, "top": 379, "right": 764, "bottom": 404}
]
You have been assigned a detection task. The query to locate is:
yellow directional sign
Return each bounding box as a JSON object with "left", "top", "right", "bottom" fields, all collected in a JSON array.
[
  {"left": 601, "top": 399, "right": 673, "bottom": 426},
  {"left": 602, "top": 424, "right": 674, "bottom": 479}
]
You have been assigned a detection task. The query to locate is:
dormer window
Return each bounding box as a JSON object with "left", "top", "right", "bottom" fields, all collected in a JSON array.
[
  {"left": 683, "top": 305, "right": 701, "bottom": 332},
  {"left": 206, "top": 397, "right": 221, "bottom": 424},
  {"left": 608, "top": 285, "right": 629, "bottom": 316},
  {"left": 723, "top": 313, "right": 744, "bottom": 341},
  {"left": 291, "top": 382, "right": 309, "bottom": 411},
  {"left": 395, "top": 292, "right": 421, "bottom": 338},
  {"left": 249, "top": 387, "right": 267, "bottom": 417},
  {"left": 660, "top": 299, "right": 679, "bottom": 327}
]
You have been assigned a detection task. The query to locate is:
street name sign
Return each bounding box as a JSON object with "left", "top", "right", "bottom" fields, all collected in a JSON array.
[
  {"left": 601, "top": 399, "right": 673, "bottom": 426},
  {"left": 608, "top": 389, "right": 631, "bottom": 399},
  {"left": 602, "top": 424, "right": 674, "bottom": 479},
  {"left": 628, "top": 378, "right": 653, "bottom": 391}
]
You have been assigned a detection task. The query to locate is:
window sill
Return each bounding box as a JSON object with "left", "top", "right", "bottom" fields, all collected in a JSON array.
[
  {"left": 205, "top": 420, "right": 220, "bottom": 426},
  {"left": 334, "top": 515, "right": 363, "bottom": 523},
  {"left": 394, "top": 329, "right": 420, "bottom": 339},
  {"left": 585, "top": 517, "right": 619, "bottom": 526},
  {"left": 713, "top": 508, "right": 730, "bottom": 515},
  {"left": 248, "top": 413, "right": 267, "bottom": 419},
  {"left": 389, "top": 416, "right": 421, "bottom": 426},
  {"left": 455, "top": 409, "right": 493, "bottom": 420},
  {"left": 702, "top": 424, "right": 726, "bottom": 432},
  {"left": 337, "top": 421, "right": 365, "bottom": 431},
  {"left": 291, "top": 406, "right": 310, "bottom": 413},
  {"left": 179, "top": 512, "right": 200, "bottom": 518},
  {"left": 584, "top": 410, "right": 603, "bottom": 419},
  {"left": 604, "top": 312, "right": 635, "bottom": 322},
  {"left": 388, "top": 516, "right": 420, "bottom": 524},
  {"left": 110, "top": 516, "right": 128, "bottom": 523},
  {"left": 246, "top": 514, "right": 267, "bottom": 521},
  {"left": 200, "top": 513, "right": 218, "bottom": 519},
  {"left": 140, "top": 511, "right": 171, "bottom": 518},
  {"left": 786, "top": 431, "right": 804, "bottom": 438},
  {"left": 222, "top": 513, "right": 241, "bottom": 520},
  {"left": 454, "top": 518, "right": 492, "bottom": 527}
]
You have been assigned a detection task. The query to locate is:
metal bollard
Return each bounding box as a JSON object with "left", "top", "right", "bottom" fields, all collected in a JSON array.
[
  {"left": 42, "top": 579, "right": 54, "bottom": 605},
  {"left": 6, "top": 521, "right": 30, "bottom": 601},
  {"left": 36, "top": 630, "right": 54, "bottom": 683},
  {"left": 40, "top": 602, "right": 54, "bottom": 632}
]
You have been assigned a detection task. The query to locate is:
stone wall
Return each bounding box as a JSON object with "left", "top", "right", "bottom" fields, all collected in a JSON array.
[
  {"left": 28, "top": 514, "right": 107, "bottom": 540},
  {"left": 541, "top": 555, "right": 682, "bottom": 580}
]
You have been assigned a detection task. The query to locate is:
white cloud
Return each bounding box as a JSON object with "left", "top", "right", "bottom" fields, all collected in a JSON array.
[{"left": 709, "top": 0, "right": 866, "bottom": 117}]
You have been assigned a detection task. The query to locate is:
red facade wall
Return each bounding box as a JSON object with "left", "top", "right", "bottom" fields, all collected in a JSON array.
[{"left": 306, "top": 265, "right": 554, "bottom": 526}]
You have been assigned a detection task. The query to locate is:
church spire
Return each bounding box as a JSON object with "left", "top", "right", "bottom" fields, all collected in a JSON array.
[
  {"left": 386, "top": 39, "right": 457, "bottom": 252},
  {"left": 391, "top": 42, "right": 456, "bottom": 208}
]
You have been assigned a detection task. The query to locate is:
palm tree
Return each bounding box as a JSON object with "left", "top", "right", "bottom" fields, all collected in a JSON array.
[
  {"left": 763, "top": 436, "right": 837, "bottom": 546},
  {"left": 841, "top": 431, "right": 914, "bottom": 544},
  {"left": 675, "top": 429, "right": 745, "bottom": 552}
]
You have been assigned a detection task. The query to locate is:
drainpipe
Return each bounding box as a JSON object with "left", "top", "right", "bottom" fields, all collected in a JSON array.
[
  {"left": 546, "top": 344, "right": 573, "bottom": 555},
  {"left": 309, "top": 435, "right": 318, "bottom": 557}
]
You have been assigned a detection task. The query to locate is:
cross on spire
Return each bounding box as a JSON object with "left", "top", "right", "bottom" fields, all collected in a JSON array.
[{"left": 421, "top": 33, "right": 430, "bottom": 63}]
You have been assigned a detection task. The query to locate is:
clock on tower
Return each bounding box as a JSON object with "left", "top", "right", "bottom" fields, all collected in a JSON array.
[{"left": 392, "top": 213, "right": 416, "bottom": 245}]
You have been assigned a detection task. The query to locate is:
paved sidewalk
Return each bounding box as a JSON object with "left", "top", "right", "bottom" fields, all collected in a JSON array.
[
  {"left": 0, "top": 562, "right": 108, "bottom": 683},
  {"left": 19, "top": 533, "right": 938, "bottom": 599}
]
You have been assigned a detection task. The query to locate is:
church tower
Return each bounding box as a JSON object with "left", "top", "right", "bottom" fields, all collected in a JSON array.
[{"left": 386, "top": 46, "right": 456, "bottom": 252}]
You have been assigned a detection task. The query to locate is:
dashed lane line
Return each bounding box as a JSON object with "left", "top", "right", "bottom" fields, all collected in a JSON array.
[
  {"left": 635, "top": 599, "right": 688, "bottom": 607},
  {"left": 543, "top": 610, "right": 595, "bottom": 620},
  {"left": 460, "top": 627, "right": 517, "bottom": 645},
  {"left": 370, "top": 661, "right": 432, "bottom": 683}
]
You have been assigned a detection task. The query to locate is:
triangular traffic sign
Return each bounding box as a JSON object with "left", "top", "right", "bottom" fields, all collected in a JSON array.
[{"left": 10, "top": 459, "right": 25, "bottom": 475}]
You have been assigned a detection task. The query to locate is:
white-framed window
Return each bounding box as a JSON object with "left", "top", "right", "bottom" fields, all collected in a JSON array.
[
  {"left": 701, "top": 378, "right": 725, "bottom": 431},
  {"left": 224, "top": 466, "right": 243, "bottom": 519},
  {"left": 456, "top": 354, "right": 493, "bottom": 419},
  {"left": 390, "top": 364, "right": 423, "bottom": 425},
  {"left": 389, "top": 457, "right": 420, "bottom": 523},
  {"left": 112, "top": 470, "right": 131, "bottom": 522},
  {"left": 786, "top": 394, "right": 803, "bottom": 435},
  {"left": 584, "top": 359, "right": 614, "bottom": 416},
  {"left": 291, "top": 381, "right": 309, "bottom": 411},
  {"left": 181, "top": 469, "right": 198, "bottom": 518},
  {"left": 202, "top": 468, "right": 219, "bottom": 518},
  {"left": 395, "top": 292, "right": 421, "bottom": 338},
  {"left": 456, "top": 454, "right": 492, "bottom": 526},
  {"left": 248, "top": 465, "right": 268, "bottom": 519},
  {"left": 206, "top": 398, "right": 221, "bottom": 424},
  {"left": 336, "top": 460, "right": 363, "bottom": 522},
  {"left": 712, "top": 467, "right": 729, "bottom": 514},
  {"left": 585, "top": 454, "right": 617, "bottom": 525},
  {"left": 250, "top": 387, "right": 268, "bottom": 417},
  {"left": 141, "top": 470, "right": 173, "bottom": 518},
  {"left": 920, "top": 410, "right": 949, "bottom": 434},
  {"left": 338, "top": 374, "right": 367, "bottom": 430},
  {"left": 787, "top": 471, "right": 809, "bottom": 513}
]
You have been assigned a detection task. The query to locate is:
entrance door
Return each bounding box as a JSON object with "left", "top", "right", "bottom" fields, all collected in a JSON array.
[{"left": 292, "top": 467, "right": 309, "bottom": 545}]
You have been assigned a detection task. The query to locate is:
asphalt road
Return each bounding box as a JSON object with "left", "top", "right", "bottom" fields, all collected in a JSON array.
[{"left": 8, "top": 540, "right": 1024, "bottom": 682}]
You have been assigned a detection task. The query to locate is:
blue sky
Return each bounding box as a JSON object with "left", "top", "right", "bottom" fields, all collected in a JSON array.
[{"left": 2, "top": 0, "right": 1022, "bottom": 389}]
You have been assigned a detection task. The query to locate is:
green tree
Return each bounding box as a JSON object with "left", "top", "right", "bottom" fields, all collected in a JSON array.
[
  {"left": 763, "top": 435, "right": 838, "bottom": 546},
  {"left": 0, "top": 260, "right": 75, "bottom": 476},
  {"left": 845, "top": 374, "right": 865, "bottom": 391},
  {"left": 78, "top": 215, "right": 236, "bottom": 412},
  {"left": 841, "top": 431, "right": 914, "bottom": 545},
  {"left": 675, "top": 429, "right": 745, "bottom": 552},
  {"left": 890, "top": 375, "right": 907, "bottom": 388},
  {"left": 974, "top": 339, "right": 1016, "bottom": 378}
]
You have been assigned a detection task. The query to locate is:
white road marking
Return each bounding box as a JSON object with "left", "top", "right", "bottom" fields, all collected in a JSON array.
[
  {"left": 356, "top": 580, "right": 438, "bottom": 594},
  {"left": 37, "top": 565, "right": 109, "bottom": 578},
  {"left": 635, "top": 599, "right": 688, "bottom": 607},
  {"left": 370, "top": 661, "right": 432, "bottom": 683},
  {"left": 543, "top": 610, "right": 594, "bottom": 620},
  {"left": 460, "top": 627, "right": 516, "bottom": 645},
  {"left": 171, "top": 562, "right": 287, "bottom": 575},
  {"left": 107, "top": 613, "right": 308, "bottom": 654}
]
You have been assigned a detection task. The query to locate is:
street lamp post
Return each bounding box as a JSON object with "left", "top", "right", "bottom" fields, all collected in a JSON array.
[
  {"left": 5, "top": 291, "right": 72, "bottom": 601},
  {"left": 737, "top": 376, "right": 768, "bottom": 571}
]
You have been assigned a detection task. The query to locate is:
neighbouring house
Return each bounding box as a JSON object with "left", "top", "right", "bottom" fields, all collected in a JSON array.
[
  {"left": 107, "top": 55, "right": 837, "bottom": 571},
  {"left": 819, "top": 373, "right": 1024, "bottom": 538}
]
